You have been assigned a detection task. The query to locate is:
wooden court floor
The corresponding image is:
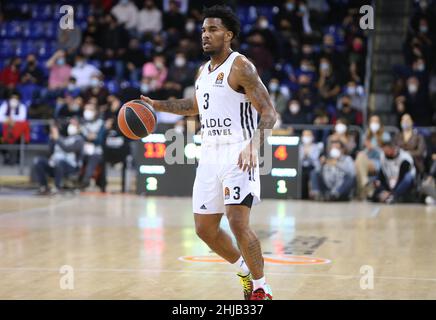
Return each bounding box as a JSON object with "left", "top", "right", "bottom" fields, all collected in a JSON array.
[{"left": 0, "top": 193, "right": 436, "bottom": 300}]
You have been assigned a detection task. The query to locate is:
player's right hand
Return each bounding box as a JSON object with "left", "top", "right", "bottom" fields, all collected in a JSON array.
[{"left": 140, "top": 95, "right": 155, "bottom": 108}]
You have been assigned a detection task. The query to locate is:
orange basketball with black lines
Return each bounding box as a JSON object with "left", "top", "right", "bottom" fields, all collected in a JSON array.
[{"left": 117, "top": 100, "right": 156, "bottom": 140}]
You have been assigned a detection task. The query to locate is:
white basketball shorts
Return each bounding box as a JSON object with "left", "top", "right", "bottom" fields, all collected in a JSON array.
[{"left": 192, "top": 141, "right": 261, "bottom": 214}]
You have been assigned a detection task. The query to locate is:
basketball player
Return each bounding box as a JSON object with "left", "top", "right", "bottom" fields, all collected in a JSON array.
[{"left": 141, "top": 5, "right": 277, "bottom": 300}]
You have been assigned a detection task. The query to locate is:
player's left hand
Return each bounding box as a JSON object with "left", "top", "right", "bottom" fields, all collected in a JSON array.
[{"left": 238, "top": 142, "right": 258, "bottom": 172}]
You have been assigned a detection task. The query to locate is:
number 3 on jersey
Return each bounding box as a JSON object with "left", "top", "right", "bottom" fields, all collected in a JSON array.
[{"left": 203, "top": 93, "right": 209, "bottom": 109}]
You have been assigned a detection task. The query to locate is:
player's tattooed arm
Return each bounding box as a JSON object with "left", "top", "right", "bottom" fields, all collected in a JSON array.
[
  {"left": 233, "top": 55, "right": 277, "bottom": 148},
  {"left": 140, "top": 64, "right": 205, "bottom": 116},
  {"left": 141, "top": 96, "right": 199, "bottom": 116}
]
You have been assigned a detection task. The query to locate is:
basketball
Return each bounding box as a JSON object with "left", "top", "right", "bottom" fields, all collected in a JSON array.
[{"left": 117, "top": 99, "right": 156, "bottom": 140}]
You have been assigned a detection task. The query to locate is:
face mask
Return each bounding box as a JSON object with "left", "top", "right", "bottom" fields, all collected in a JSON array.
[
  {"left": 9, "top": 98, "right": 19, "bottom": 108},
  {"left": 335, "top": 123, "right": 347, "bottom": 134},
  {"left": 416, "top": 63, "right": 425, "bottom": 72},
  {"left": 269, "top": 82, "right": 279, "bottom": 92},
  {"left": 186, "top": 22, "right": 195, "bottom": 33},
  {"left": 259, "top": 20, "right": 269, "bottom": 29},
  {"left": 140, "top": 83, "right": 150, "bottom": 94},
  {"left": 302, "top": 136, "right": 313, "bottom": 145},
  {"left": 329, "top": 148, "right": 341, "bottom": 159},
  {"left": 420, "top": 25, "right": 428, "bottom": 33},
  {"left": 370, "top": 122, "right": 380, "bottom": 133},
  {"left": 83, "top": 109, "right": 95, "bottom": 121},
  {"left": 68, "top": 83, "right": 76, "bottom": 91},
  {"left": 175, "top": 57, "right": 186, "bottom": 67},
  {"left": 67, "top": 124, "right": 78, "bottom": 136},
  {"left": 70, "top": 103, "right": 80, "bottom": 112},
  {"left": 56, "top": 58, "right": 65, "bottom": 65},
  {"left": 120, "top": 0, "right": 129, "bottom": 5},
  {"left": 320, "top": 62, "right": 330, "bottom": 71},
  {"left": 76, "top": 61, "right": 85, "bottom": 68},
  {"left": 401, "top": 122, "right": 412, "bottom": 130},
  {"left": 408, "top": 84, "right": 418, "bottom": 94},
  {"left": 347, "top": 86, "right": 356, "bottom": 95},
  {"left": 90, "top": 78, "right": 100, "bottom": 88},
  {"left": 289, "top": 103, "right": 300, "bottom": 114},
  {"left": 353, "top": 42, "right": 363, "bottom": 52},
  {"left": 155, "top": 61, "right": 164, "bottom": 69},
  {"left": 286, "top": 3, "right": 295, "bottom": 11},
  {"left": 300, "top": 64, "right": 311, "bottom": 72}
]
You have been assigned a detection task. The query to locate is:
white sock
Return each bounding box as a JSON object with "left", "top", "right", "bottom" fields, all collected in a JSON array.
[
  {"left": 253, "top": 276, "right": 266, "bottom": 291},
  {"left": 233, "top": 256, "right": 250, "bottom": 276}
]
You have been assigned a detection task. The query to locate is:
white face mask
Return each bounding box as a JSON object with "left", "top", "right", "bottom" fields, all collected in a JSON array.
[
  {"left": 83, "top": 109, "right": 96, "bottom": 121},
  {"left": 9, "top": 98, "right": 19, "bottom": 108},
  {"left": 320, "top": 62, "right": 330, "bottom": 71},
  {"left": 140, "top": 83, "right": 150, "bottom": 94},
  {"left": 259, "top": 20, "right": 269, "bottom": 29},
  {"left": 175, "top": 57, "right": 186, "bottom": 67},
  {"left": 67, "top": 124, "right": 79, "bottom": 136},
  {"left": 185, "top": 22, "right": 195, "bottom": 33},
  {"left": 90, "top": 78, "right": 100, "bottom": 87},
  {"left": 302, "top": 136, "right": 313, "bottom": 145},
  {"left": 369, "top": 122, "right": 380, "bottom": 133},
  {"left": 347, "top": 86, "right": 356, "bottom": 95},
  {"left": 269, "top": 82, "right": 279, "bottom": 92},
  {"left": 70, "top": 103, "right": 80, "bottom": 112},
  {"left": 290, "top": 103, "right": 300, "bottom": 114},
  {"left": 329, "top": 148, "right": 341, "bottom": 159},
  {"left": 335, "top": 123, "right": 347, "bottom": 134},
  {"left": 408, "top": 84, "right": 418, "bottom": 94}
]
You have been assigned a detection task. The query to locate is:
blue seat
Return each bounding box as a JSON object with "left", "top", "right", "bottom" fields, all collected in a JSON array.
[
  {"left": 30, "top": 123, "right": 49, "bottom": 144},
  {"left": 105, "top": 80, "right": 120, "bottom": 94}
]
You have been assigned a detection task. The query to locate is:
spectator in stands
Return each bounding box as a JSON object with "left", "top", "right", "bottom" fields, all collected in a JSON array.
[
  {"left": 56, "top": 95, "right": 84, "bottom": 120},
  {"left": 421, "top": 132, "right": 436, "bottom": 204},
  {"left": 336, "top": 95, "right": 362, "bottom": 125},
  {"left": 46, "top": 50, "right": 72, "bottom": 92},
  {"left": 57, "top": 28, "right": 82, "bottom": 55},
  {"left": 99, "top": 14, "right": 129, "bottom": 77},
  {"left": 0, "top": 58, "right": 21, "bottom": 94},
  {"left": 0, "top": 91, "right": 28, "bottom": 164},
  {"left": 268, "top": 78, "right": 288, "bottom": 115},
  {"left": 142, "top": 54, "right": 168, "bottom": 92},
  {"left": 393, "top": 113, "right": 427, "bottom": 175},
  {"left": 299, "top": 129, "right": 323, "bottom": 199},
  {"left": 111, "top": 0, "right": 139, "bottom": 36},
  {"left": 355, "top": 115, "right": 391, "bottom": 199},
  {"left": 317, "top": 57, "right": 341, "bottom": 114},
  {"left": 327, "top": 118, "right": 356, "bottom": 156},
  {"left": 33, "top": 119, "right": 84, "bottom": 195},
  {"left": 137, "top": 0, "right": 163, "bottom": 37},
  {"left": 71, "top": 54, "right": 101, "bottom": 89},
  {"left": 20, "top": 54, "right": 44, "bottom": 85},
  {"left": 80, "top": 36, "right": 101, "bottom": 60},
  {"left": 164, "top": 52, "right": 196, "bottom": 97},
  {"left": 245, "top": 32, "right": 274, "bottom": 82},
  {"left": 309, "top": 140, "right": 356, "bottom": 201},
  {"left": 163, "top": 0, "right": 186, "bottom": 34},
  {"left": 82, "top": 74, "right": 109, "bottom": 106},
  {"left": 341, "top": 80, "right": 365, "bottom": 111},
  {"left": 394, "top": 76, "right": 432, "bottom": 126},
  {"left": 371, "top": 139, "right": 416, "bottom": 204},
  {"left": 0, "top": 92, "right": 27, "bottom": 123},
  {"left": 120, "top": 38, "right": 146, "bottom": 83},
  {"left": 281, "top": 99, "right": 310, "bottom": 125},
  {"left": 79, "top": 103, "right": 105, "bottom": 189}
]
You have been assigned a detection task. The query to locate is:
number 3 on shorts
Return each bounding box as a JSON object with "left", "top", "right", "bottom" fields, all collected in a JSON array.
[{"left": 233, "top": 187, "right": 240, "bottom": 200}]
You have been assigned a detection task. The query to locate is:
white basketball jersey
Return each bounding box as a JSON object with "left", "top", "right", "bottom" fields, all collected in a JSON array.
[{"left": 195, "top": 51, "right": 258, "bottom": 145}]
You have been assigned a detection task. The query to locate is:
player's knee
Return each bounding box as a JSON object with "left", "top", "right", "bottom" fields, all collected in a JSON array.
[
  {"left": 195, "top": 223, "right": 218, "bottom": 243},
  {"left": 228, "top": 218, "right": 250, "bottom": 241}
]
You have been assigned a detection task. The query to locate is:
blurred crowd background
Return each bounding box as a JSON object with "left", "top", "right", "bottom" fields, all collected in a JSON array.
[{"left": 0, "top": 0, "right": 436, "bottom": 204}]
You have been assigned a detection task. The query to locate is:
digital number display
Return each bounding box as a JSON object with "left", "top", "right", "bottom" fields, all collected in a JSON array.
[{"left": 135, "top": 134, "right": 301, "bottom": 199}]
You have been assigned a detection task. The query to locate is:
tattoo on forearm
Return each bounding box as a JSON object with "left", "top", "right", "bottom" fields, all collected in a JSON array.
[
  {"left": 253, "top": 113, "right": 276, "bottom": 148},
  {"left": 155, "top": 98, "right": 197, "bottom": 115}
]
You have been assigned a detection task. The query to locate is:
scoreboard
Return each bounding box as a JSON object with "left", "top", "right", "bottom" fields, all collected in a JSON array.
[{"left": 134, "top": 134, "right": 301, "bottom": 199}]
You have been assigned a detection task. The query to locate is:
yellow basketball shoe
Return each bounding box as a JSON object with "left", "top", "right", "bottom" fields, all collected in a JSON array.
[{"left": 237, "top": 272, "right": 253, "bottom": 300}]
